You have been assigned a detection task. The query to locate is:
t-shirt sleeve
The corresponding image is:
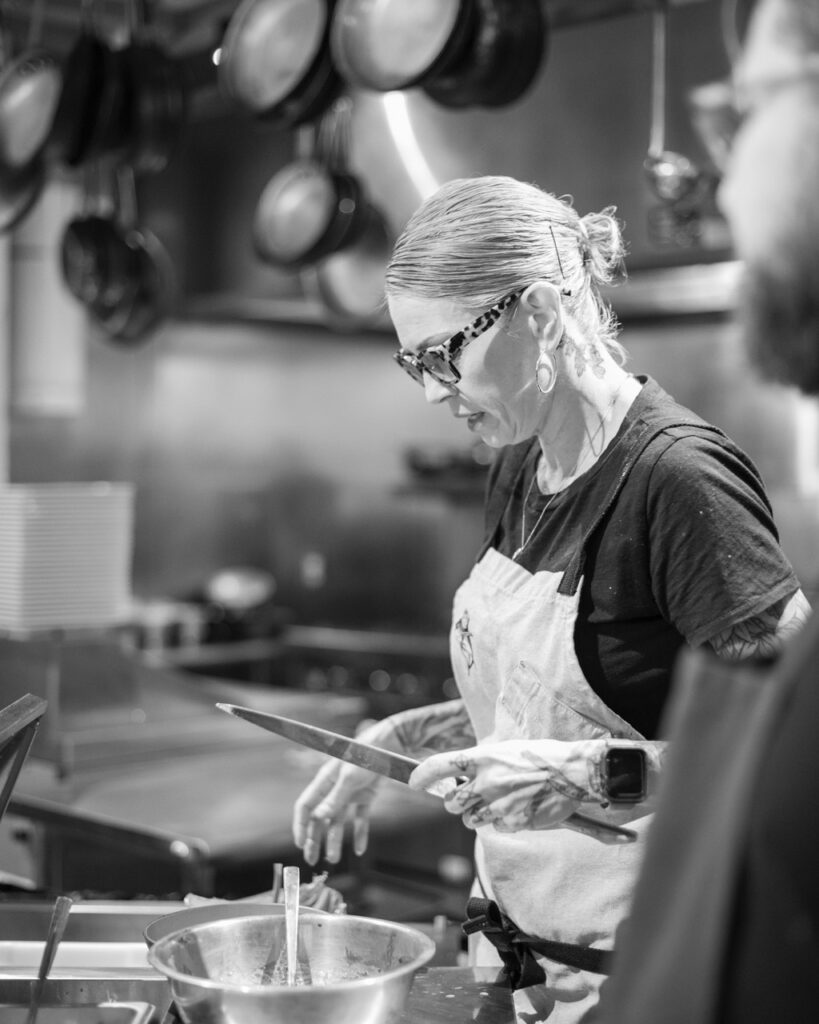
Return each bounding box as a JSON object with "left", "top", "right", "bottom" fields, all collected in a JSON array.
[{"left": 645, "top": 434, "right": 801, "bottom": 647}]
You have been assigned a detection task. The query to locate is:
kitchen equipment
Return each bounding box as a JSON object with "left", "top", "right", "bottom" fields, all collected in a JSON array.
[
  {"left": 147, "top": 910, "right": 436, "bottom": 1024},
  {"left": 87, "top": 164, "right": 175, "bottom": 345},
  {"left": 219, "top": 0, "right": 342, "bottom": 126},
  {"left": 0, "top": 694, "right": 48, "bottom": 824},
  {"left": 48, "top": 2, "right": 110, "bottom": 169},
  {"left": 123, "top": 0, "right": 187, "bottom": 174},
  {"left": 60, "top": 164, "right": 143, "bottom": 312},
  {"left": 0, "top": 0, "right": 61, "bottom": 171},
  {"left": 144, "top": 902, "right": 332, "bottom": 949},
  {"left": 330, "top": 0, "right": 546, "bottom": 109},
  {"left": 26, "top": 896, "right": 73, "bottom": 1024},
  {"left": 283, "top": 866, "right": 300, "bottom": 985},
  {"left": 216, "top": 704, "right": 638, "bottom": 843},
  {"left": 253, "top": 101, "right": 371, "bottom": 268},
  {"left": 303, "top": 201, "right": 391, "bottom": 328},
  {"left": 7, "top": 1008, "right": 156, "bottom": 1024},
  {"left": 643, "top": 3, "right": 705, "bottom": 205}
]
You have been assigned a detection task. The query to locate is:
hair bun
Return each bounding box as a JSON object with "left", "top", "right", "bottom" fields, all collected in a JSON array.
[{"left": 579, "top": 207, "right": 627, "bottom": 285}]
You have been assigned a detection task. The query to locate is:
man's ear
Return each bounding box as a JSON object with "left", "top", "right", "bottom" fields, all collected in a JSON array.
[{"left": 520, "top": 281, "right": 564, "bottom": 353}]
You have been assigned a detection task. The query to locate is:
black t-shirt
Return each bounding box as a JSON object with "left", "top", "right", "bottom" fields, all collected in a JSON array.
[{"left": 485, "top": 377, "right": 800, "bottom": 738}]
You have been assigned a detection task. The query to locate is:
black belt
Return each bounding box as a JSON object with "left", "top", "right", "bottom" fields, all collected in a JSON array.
[{"left": 463, "top": 896, "right": 614, "bottom": 990}]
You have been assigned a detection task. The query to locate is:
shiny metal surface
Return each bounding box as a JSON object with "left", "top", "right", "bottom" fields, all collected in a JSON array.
[
  {"left": 2, "top": 1006, "right": 156, "bottom": 1024},
  {"left": 217, "top": 702, "right": 420, "bottom": 782},
  {"left": 147, "top": 911, "right": 436, "bottom": 1024},
  {"left": 144, "top": 900, "right": 330, "bottom": 948}
]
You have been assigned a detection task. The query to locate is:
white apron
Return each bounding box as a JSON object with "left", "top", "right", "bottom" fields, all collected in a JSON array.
[{"left": 449, "top": 413, "right": 719, "bottom": 1023}]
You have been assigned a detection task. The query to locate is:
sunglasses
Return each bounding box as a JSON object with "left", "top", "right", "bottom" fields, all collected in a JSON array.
[{"left": 393, "top": 290, "right": 522, "bottom": 388}]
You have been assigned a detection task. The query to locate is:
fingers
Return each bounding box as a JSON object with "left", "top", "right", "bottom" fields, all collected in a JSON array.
[
  {"left": 293, "top": 761, "right": 338, "bottom": 848},
  {"left": 293, "top": 760, "right": 379, "bottom": 866},
  {"left": 353, "top": 807, "right": 370, "bottom": 856},
  {"left": 409, "top": 749, "right": 476, "bottom": 791}
]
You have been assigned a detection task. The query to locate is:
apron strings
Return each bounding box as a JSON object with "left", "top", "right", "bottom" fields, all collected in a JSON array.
[{"left": 463, "top": 896, "right": 614, "bottom": 989}]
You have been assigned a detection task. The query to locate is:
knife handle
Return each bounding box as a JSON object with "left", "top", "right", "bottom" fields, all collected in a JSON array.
[
  {"left": 427, "top": 780, "right": 636, "bottom": 843},
  {"left": 564, "top": 812, "right": 637, "bottom": 844}
]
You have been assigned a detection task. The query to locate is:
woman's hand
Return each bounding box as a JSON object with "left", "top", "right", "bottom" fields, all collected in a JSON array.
[
  {"left": 292, "top": 719, "right": 393, "bottom": 866},
  {"left": 408, "top": 738, "right": 611, "bottom": 832},
  {"left": 292, "top": 700, "right": 475, "bottom": 866}
]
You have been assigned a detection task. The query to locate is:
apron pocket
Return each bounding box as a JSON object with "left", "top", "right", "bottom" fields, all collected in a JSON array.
[{"left": 497, "top": 660, "right": 612, "bottom": 741}]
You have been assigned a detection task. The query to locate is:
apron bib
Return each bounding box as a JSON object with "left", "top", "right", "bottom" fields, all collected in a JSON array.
[{"left": 450, "top": 413, "right": 725, "bottom": 1023}]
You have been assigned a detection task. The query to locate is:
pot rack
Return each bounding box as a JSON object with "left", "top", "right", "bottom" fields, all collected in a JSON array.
[{"left": 3, "top": 0, "right": 712, "bottom": 61}]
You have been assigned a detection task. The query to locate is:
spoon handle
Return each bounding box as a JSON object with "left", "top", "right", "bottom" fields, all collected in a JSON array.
[
  {"left": 284, "top": 865, "right": 300, "bottom": 986},
  {"left": 26, "top": 895, "right": 73, "bottom": 1024}
]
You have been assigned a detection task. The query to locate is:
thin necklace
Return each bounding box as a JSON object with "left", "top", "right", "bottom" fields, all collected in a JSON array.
[{"left": 513, "top": 380, "right": 628, "bottom": 561}]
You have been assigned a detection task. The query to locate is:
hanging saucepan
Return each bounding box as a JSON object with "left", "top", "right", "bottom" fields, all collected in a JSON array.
[
  {"left": 124, "top": 41, "right": 187, "bottom": 174},
  {"left": 121, "top": 0, "right": 187, "bottom": 175},
  {"left": 330, "top": 0, "right": 546, "bottom": 108},
  {"left": 48, "top": 5, "right": 110, "bottom": 169},
  {"left": 80, "top": 43, "right": 135, "bottom": 165},
  {"left": 96, "top": 226, "right": 175, "bottom": 344},
  {"left": 302, "top": 202, "right": 392, "bottom": 328},
  {"left": 253, "top": 101, "right": 370, "bottom": 267},
  {"left": 253, "top": 159, "right": 367, "bottom": 266},
  {"left": 87, "top": 165, "right": 175, "bottom": 346},
  {"left": 0, "top": 0, "right": 62, "bottom": 171},
  {"left": 219, "top": 0, "right": 342, "bottom": 127},
  {"left": 0, "top": 161, "right": 45, "bottom": 234},
  {"left": 60, "top": 164, "right": 142, "bottom": 312}
]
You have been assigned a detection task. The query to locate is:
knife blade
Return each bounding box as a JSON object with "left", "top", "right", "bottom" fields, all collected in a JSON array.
[{"left": 216, "top": 702, "right": 636, "bottom": 844}]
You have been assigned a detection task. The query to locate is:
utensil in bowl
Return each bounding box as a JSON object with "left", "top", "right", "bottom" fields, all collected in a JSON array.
[{"left": 147, "top": 911, "right": 436, "bottom": 1024}]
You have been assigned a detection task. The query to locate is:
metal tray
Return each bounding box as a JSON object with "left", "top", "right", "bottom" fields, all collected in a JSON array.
[{"left": 0, "top": 1004, "right": 155, "bottom": 1024}]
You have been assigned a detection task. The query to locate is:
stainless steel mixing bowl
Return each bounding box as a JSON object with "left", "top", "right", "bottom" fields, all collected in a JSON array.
[{"left": 146, "top": 911, "right": 436, "bottom": 1024}]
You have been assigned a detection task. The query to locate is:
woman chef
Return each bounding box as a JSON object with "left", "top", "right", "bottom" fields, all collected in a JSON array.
[{"left": 291, "top": 176, "right": 808, "bottom": 1023}]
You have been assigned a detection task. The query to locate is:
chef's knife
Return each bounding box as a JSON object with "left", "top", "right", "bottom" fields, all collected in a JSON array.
[{"left": 216, "top": 702, "right": 636, "bottom": 844}]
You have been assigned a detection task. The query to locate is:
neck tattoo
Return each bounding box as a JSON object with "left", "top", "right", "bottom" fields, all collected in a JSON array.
[{"left": 512, "top": 379, "right": 628, "bottom": 561}]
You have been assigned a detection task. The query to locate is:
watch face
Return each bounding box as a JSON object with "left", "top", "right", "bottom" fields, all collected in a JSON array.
[{"left": 606, "top": 748, "right": 647, "bottom": 802}]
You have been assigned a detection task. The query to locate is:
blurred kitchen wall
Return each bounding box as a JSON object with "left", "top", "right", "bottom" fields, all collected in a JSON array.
[{"left": 7, "top": 1, "right": 819, "bottom": 631}]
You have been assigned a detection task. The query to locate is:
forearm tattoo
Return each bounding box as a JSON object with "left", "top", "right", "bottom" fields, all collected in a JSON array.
[
  {"left": 708, "top": 589, "right": 811, "bottom": 661},
  {"left": 388, "top": 699, "right": 476, "bottom": 758}
]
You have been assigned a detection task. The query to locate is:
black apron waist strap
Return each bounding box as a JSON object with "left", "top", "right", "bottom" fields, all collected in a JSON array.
[{"left": 463, "top": 896, "right": 613, "bottom": 990}]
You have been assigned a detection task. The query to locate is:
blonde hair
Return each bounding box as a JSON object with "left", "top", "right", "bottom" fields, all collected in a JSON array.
[{"left": 386, "top": 175, "right": 628, "bottom": 362}]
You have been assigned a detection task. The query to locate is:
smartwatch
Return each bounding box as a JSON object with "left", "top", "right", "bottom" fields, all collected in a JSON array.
[{"left": 602, "top": 746, "right": 647, "bottom": 804}]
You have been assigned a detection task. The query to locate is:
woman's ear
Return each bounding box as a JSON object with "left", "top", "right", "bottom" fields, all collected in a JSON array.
[{"left": 520, "top": 281, "right": 564, "bottom": 353}]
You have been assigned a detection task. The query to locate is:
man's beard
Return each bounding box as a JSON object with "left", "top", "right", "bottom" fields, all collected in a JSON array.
[{"left": 738, "top": 249, "right": 819, "bottom": 396}]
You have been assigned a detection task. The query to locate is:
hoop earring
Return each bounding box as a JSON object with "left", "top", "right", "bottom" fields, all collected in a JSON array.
[{"left": 535, "top": 352, "right": 556, "bottom": 395}]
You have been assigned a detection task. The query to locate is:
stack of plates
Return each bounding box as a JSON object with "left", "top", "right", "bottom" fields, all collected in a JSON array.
[{"left": 0, "top": 483, "right": 134, "bottom": 633}]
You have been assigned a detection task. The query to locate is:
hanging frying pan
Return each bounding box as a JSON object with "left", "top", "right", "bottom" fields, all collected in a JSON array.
[
  {"left": 253, "top": 159, "right": 367, "bottom": 266},
  {"left": 0, "top": 159, "right": 44, "bottom": 234},
  {"left": 219, "top": 0, "right": 342, "bottom": 126},
  {"left": 253, "top": 99, "right": 370, "bottom": 267},
  {"left": 302, "top": 202, "right": 392, "bottom": 328},
  {"left": 81, "top": 43, "right": 134, "bottom": 165},
  {"left": 60, "top": 164, "right": 142, "bottom": 311},
  {"left": 88, "top": 166, "right": 175, "bottom": 346},
  {"left": 330, "top": 0, "right": 546, "bottom": 108},
  {"left": 0, "top": 0, "right": 62, "bottom": 171},
  {"left": 48, "top": 20, "right": 109, "bottom": 168},
  {"left": 125, "top": 39, "right": 187, "bottom": 173}
]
